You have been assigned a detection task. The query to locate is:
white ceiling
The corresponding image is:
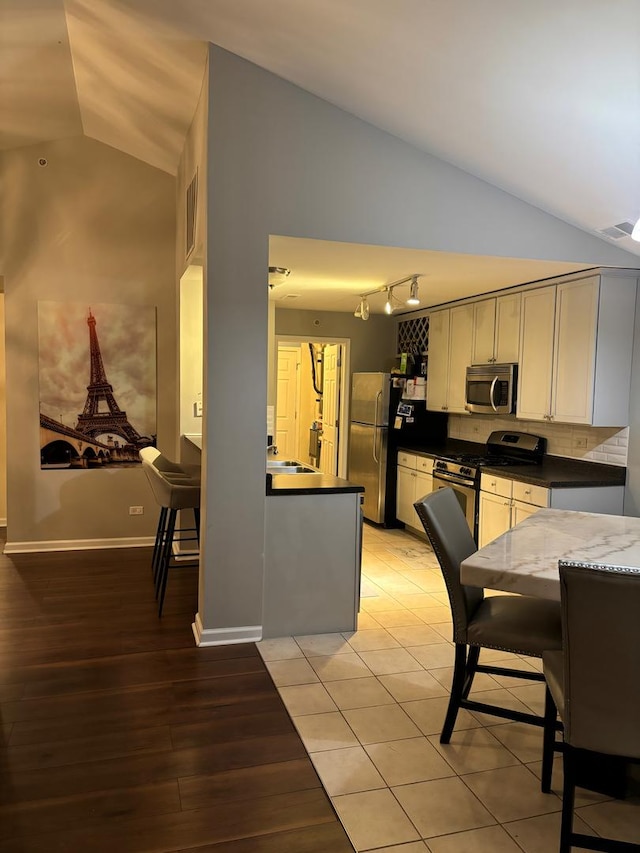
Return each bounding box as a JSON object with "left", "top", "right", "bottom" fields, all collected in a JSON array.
[{"left": 2, "top": 0, "right": 640, "bottom": 308}]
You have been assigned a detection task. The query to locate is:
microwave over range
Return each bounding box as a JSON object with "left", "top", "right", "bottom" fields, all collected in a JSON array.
[{"left": 465, "top": 363, "right": 517, "bottom": 415}]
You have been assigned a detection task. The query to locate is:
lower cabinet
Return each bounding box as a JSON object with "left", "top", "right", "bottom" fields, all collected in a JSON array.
[
  {"left": 478, "top": 473, "right": 625, "bottom": 548},
  {"left": 396, "top": 453, "right": 433, "bottom": 529},
  {"left": 478, "top": 491, "right": 514, "bottom": 547}
]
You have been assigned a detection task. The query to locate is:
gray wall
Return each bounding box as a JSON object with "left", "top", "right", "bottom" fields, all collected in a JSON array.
[
  {"left": 1, "top": 136, "right": 176, "bottom": 545},
  {"left": 275, "top": 308, "right": 397, "bottom": 374},
  {"left": 199, "top": 44, "right": 639, "bottom": 640}
]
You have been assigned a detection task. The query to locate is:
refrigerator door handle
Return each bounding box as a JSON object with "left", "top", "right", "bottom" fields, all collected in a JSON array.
[
  {"left": 372, "top": 428, "right": 380, "bottom": 464},
  {"left": 374, "top": 390, "right": 383, "bottom": 428}
]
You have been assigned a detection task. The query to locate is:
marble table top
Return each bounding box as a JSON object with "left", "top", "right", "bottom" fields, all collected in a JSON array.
[{"left": 461, "top": 508, "right": 640, "bottom": 601}]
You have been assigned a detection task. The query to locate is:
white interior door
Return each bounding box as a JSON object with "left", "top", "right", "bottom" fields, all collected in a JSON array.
[
  {"left": 276, "top": 345, "right": 300, "bottom": 458},
  {"left": 320, "top": 344, "right": 340, "bottom": 475}
]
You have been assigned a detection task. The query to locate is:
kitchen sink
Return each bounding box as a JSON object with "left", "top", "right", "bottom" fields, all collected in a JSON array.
[
  {"left": 266, "top": 460, "right": 301, "bottom": 467},
  {"left": 267, "top": 461, "right": 317, "bottom": 475}
]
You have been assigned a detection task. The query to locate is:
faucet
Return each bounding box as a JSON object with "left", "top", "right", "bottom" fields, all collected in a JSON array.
[{"left": 267, "top": 443, "right": 278, "bottom": 456}]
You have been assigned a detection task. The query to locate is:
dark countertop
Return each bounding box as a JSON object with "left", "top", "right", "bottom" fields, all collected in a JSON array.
[
  {"left": 267, "top": 471, "right": 364, "bottom": 496},
  {"left": 398, "top": 440, "right": 626, "bottom": 489}
]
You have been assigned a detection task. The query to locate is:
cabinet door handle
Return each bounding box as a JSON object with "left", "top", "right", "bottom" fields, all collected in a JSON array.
[{"left": 524, "top": 489, "right": 531, "bottom": 496}]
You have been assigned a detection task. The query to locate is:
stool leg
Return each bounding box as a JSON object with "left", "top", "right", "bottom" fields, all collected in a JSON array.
[
  {"left": 157, "top": 509, "right": 177, "bottom": 617},
  {"left": 194, "top": 507, "right": 200, "bottom": 545},
  {"left": 155, "top": 508, "right": 173, "bottom": 600},
  {"left": 152, "top": 507, "right": 167, "bottom": 582}
]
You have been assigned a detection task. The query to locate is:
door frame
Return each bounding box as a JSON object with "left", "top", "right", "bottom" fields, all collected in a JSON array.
[{"left": 275, "top": 335, "right": 351, "bottom": 478}]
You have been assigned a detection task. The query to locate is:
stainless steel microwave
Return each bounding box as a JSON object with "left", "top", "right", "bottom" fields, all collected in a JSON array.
[{"left": 465, "top": 363, "right": 517, "bottom": 414}]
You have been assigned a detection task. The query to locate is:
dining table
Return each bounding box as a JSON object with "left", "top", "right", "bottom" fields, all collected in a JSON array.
[
  {"left": 460, "top": 506, "right": 640, "bottom": 800},
  {"left": 460, "top": 507, "right": 640, "bottom": 599}
]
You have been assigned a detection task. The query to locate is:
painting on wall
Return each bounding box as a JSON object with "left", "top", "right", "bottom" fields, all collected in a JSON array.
[{"left": 38, "top": 302, "right": 156, "bottom": 469}]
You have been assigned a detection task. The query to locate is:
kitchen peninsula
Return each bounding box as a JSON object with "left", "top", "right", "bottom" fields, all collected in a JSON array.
[
  {"left": 265, "top": 465, "right": 364, "bottom": 638},
  {"left": 181, "top": 433, "right": 364, "bottom": 638}
]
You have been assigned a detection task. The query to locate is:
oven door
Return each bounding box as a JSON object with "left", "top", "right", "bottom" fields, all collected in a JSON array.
[{"left": 432, "top": 471, "right": 478, "bottom": 541}]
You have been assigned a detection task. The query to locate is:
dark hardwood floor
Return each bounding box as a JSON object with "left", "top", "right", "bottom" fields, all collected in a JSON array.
[{"left": 0, "top": 531, "right": 354, "bottom": 852}]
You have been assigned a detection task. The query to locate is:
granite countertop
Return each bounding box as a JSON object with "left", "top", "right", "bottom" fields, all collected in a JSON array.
[
  {"left": 398, "top": 440, "right": 626, "bottom": 488},
  {"left": 461, "top": 508, "right": 640, "bottom": 600},
  {"left": 266, "top": 470, "right": 364, "bottom": 496}
]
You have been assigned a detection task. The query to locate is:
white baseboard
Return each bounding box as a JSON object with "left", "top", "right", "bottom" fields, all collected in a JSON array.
[
  {"left": 192, "top": 612, "right": 262, "bottom": 646},
  {"left": 172, "top": 542, "right": 199, "bottom": 561},
  {"left": 3, "top": 536, "right": 155, "bottom": 555}
]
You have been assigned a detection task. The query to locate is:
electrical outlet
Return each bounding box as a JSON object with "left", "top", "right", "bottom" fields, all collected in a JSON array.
[
  {"left": 193, "top": 400, "right": 203, "bottom": 417},
  {"left": 574, "top": 437, "right": 588, "bottom": 449},
  {"left": 129, "top": 506, "right": 144, "bottom": 516}
]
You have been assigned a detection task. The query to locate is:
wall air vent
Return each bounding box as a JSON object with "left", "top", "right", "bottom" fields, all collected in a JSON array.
[
  {"left": 185, "top": 170, "right": 198, "bottom": 258},
  {"left": 599, "top": 221, "right": 635, "bottom": 240}
]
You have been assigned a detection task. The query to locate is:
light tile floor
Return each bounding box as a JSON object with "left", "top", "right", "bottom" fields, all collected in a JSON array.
[{"left": 258, "top": 522, "right": 640, "bottom": 853}]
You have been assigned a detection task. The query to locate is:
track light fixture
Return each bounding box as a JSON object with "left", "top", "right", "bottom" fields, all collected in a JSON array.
[
  {"left": 632, "top": 218, "right": 640, "bottom": 242},
  {"left": 406, "top": 276, "right": 420, "bottom": 306},
  {"left": 354, "top": 297, "right": 370, "bottom": 319},
  {"left": 354, "top": 274, "right": 423, "bottom": 320}
]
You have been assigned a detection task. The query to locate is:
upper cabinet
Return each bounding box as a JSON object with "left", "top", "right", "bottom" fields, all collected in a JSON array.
[
  {"left": 517, "top": 273, "right": 637, "bottom": 426},
  {"left": 427, "top": 304, "right": 473, "bottom": 413},
  {"left": 471, "top": 293, "right": 521, "bottom": 365}
]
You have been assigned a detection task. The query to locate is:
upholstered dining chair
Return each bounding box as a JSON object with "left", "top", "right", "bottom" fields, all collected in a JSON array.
[
  {"left": 542, "top": 561, "right": 640, "bottom": 853},
  {"left": 414, "top": 488, "right": 562, "bottom": 760}
]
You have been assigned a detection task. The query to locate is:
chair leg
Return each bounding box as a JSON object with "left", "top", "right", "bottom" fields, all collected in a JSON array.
[
  {"left": 560, "top": 745, "right": 576, "bottom": 853},
  {"left": 462, "top": 645, "right": 480, "bottom": 700},
  {"left": 541, "top": 686, "right": 557, "bottom": 793},
  {"left": 440, "top": 643, "right": 468, "bottom": 744},
  {"left": 152, "top": 507, "right": 167, "bottom": 582},
  {"left": 194, "top": 507, "right": 200, "bottom": 545},
  {"left": 157, "top": 509, "right": 177, "bottom": 617}
]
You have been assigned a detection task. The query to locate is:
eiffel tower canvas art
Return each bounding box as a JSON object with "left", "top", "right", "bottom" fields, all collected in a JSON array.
[{"left": 38, "top": 302, "right": 156, "bottom": 469}]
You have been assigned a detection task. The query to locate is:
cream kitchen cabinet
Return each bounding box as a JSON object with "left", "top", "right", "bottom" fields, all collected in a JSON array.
[
  {"left": 471, "top": 293, "right": 521, "bottom": 365},
  {"left": 478, "top": 472, "right": 624, "bottom": 548},
  {"left": 426, "top": 304, "right": 473, "bottom": 414},
  {"left": 396, "top": 453, "right": 433, "bottom": 528},
  {"left": 478, "top": 474, "right": 550, "bottom": 548},
  {"left": 517, "top": 273, "right": 637, "bottom": 425}
]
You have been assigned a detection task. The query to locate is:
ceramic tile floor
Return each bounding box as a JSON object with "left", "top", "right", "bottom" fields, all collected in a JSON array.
[{"left": 258, "top": 522, "right": 640, "bottom": 853}]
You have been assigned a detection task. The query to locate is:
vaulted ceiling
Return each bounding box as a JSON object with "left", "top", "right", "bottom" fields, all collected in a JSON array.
[{"left": 2, "top": 0, "right": 640, "bottom": 305}]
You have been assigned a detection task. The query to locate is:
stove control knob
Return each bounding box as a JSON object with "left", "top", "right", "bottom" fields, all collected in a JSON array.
[
  {"left": 461, "top": 466, "right": 472, "bottom": 476},
  {"left": 435, "top": 460, "right": 445, "bottom": 470}
]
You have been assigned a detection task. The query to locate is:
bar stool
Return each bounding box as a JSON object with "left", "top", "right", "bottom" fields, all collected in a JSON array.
[
  {"left": 140, "top": 448, "right": 200, "bottom": 587},
  {"left": 141, "top": 455, "right": 201, "bottom": 616}
]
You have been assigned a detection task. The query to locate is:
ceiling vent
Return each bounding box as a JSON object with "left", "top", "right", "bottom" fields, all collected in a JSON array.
[{"left": 599, "top": 221, "right": 635, "bottom": 240}]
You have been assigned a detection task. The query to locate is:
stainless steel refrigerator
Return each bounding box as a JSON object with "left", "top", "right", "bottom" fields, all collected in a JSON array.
[{"left": 348, "top": 372, "right": 447, "bottom": 526}]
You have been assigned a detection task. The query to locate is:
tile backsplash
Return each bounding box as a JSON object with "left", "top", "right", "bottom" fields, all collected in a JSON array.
[{"left": 448, "top": 414, "right": 628, "bottom": 467}]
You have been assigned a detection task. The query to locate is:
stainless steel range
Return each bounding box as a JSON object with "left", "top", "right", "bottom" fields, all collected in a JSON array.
[{"left": 431, "top": 431, "right": 545, "bottom": 542}]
